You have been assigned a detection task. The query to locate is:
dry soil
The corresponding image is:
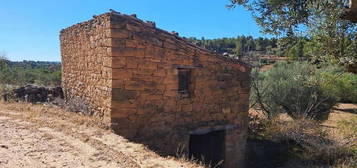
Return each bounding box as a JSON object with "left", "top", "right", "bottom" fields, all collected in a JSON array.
[{"left": 0, "top": 102, "right": 202, "bottom": 168}]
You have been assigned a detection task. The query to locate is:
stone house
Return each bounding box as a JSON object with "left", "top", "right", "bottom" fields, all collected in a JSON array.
[{"left": 60, "top": 11, "right": 251, "bottom": 168}]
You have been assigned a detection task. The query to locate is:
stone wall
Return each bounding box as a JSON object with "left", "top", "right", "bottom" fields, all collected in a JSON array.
[
  {"left": 60, "top": 14, "right": 112, "bottom": 123},
  {"left": 106, "top": 13, "right": 251, "bottom": 168},
  {"left": 61, "top": 12, "right": 251, "bottom": 168}
]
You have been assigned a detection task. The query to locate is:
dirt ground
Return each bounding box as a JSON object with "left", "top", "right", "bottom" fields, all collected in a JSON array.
[
  {"left": 324, "top": 103, "right": 357, "bottom": 127},
  {"left": 1, "top": 102, "right": 355, "bottom": 168},
  {"left": 0, "top": 102, "right": 202, "bottom": 168}
]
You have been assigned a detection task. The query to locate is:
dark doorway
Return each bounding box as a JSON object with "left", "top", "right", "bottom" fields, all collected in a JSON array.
[{"left": 189, "top": 130, "right": 225, "bottom": 168}]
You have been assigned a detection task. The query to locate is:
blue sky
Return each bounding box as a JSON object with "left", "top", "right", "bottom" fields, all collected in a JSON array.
[{"left": 0, "top": 0, "right": 264, "bottom": 61}]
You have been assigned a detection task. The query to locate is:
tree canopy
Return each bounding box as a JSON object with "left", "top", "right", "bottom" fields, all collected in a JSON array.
[
  {"left": 228, "top": 0, "right": 350, "bottom": 35},
  {"left": 185, "top": 36, "right": 277, "bottom": 58},
  {"left": 0, "top": 60, "right": 61, "bottom": 86},
  {"left": 229, "top": 0, "right": 357, "bottom": 65}
]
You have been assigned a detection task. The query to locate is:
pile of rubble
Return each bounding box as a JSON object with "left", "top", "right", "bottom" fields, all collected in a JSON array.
[{"left": 2, "top": 85, "right": 63, "bottom": 103}]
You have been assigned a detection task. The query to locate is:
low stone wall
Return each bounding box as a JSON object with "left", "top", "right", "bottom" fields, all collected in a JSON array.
[{"left": 3, "top": 85, "right": 63, "bottom": 103}]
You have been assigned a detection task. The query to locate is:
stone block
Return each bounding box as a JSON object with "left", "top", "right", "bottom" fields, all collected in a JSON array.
[
  {"left": 111, "top": 38, "right": 126, "bottom": 47},
  {"left": 112, "top": 57, "right": 126, "bottom": 68},
  {"left": 112, "top": 88, "right": 137, "bottom": 102},
  {"left": 112, "top": 69, "right": 132, "bottom": 80},
  {"left": 112, "top": 47, "right": 145, "bottom": 57},
  {"left": 112, "top": 101, "right": 136, "bottom": 108},
  {"left": 112, "top": 79, "right": 124, "bottom": 88},
  {"left": 126, "top": 61, "right": 138, "bottom": 69},
  {"left": 111, "top": 107, "right": 136, "bottom": 118},
  {"left": 111, "top": 29, "right": 130, "bottom": 38},
  {"left": 138, "top": 63, "right": 158, "bottom": 70},
  {"left": 126, "top": 24, "right": 142, "bottom": 31}
]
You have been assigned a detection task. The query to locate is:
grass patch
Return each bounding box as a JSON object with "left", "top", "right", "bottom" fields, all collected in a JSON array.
[
  {"left": 0, "top": 101, "right": 110, "bottom": 130},
  {"left": 337, "top": 116, "right": 357, "bottom": 154},
  {"left": 247, "top": 112, "right": 357, "bottom": 168}
]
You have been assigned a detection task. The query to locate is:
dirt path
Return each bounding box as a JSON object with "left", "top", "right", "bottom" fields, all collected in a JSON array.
[
  {"left": 0, "top": 116, "right": 124, "bottom": 168},
  {"left": 0, "top": 103, "right": 201, "bottom": 168},
  {"left": 324, "top": 103, "right": 357, "bottom": 127}
]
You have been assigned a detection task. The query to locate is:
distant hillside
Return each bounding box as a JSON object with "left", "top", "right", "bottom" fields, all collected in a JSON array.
[
  {"left": 185, "top": 36, "right": 278, "bottom": 57},
  {"left": 0, "top": 60, "right": 61, "bottom": 87},
  {"left": 5, "top": 60, "right": 61, "bottom": 68}
]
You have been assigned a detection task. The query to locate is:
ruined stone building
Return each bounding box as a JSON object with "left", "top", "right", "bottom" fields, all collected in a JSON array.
[{"left": 60, "top": 11, "right": 251, "bottom": 168}]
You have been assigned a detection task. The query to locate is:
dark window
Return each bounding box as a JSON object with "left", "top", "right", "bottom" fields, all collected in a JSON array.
[{"left": 178, "top": 69, "right": 191, "bottom": 96}]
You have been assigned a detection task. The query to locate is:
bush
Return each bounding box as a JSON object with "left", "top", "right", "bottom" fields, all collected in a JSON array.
[
  {"left": 0, "top": 84, "right": 13, "bottom": 99},
  {"left": 250, "top": 62, "right": 337, "bottom": 120},
  {"left": 319, "top": 66, "right": 357, "bottom": 103}
]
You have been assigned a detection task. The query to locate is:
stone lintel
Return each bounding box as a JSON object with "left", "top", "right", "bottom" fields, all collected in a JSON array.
[{"left": 189, "top": 124, "right": 237, "bottom": 135}]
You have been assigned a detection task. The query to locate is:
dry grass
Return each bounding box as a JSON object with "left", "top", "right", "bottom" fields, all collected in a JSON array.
[
  {"left": 0, "top": 101, "right": 204, "bottom": 168},
  {"left": 248, "top": 104, "right": 357, "bottom": 168},
  {"left": 0, "top": 101, "right": 109, "bottom": 129},
  {"left": 174, "top": 145, "right": 221, "bottom": 168},
  {"left": 336, "top": 116, "right": 357, "bottom": 161},
  {"left": 337, "top": 115, "right": 357, "bottom": 140}
]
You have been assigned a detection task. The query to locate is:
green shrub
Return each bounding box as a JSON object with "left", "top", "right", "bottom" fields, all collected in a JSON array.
[
  {"left": 0, "top": 84, "right": 12, "bottom": 94},
  {"left": 259, "top": 59, "right": 268, "bottom": 65},
  {"left": 319, "top": 67, "right": 357, "bottom": 103},
  {"left": 250, "top": 61, "right": 338, "bottom": 120}
]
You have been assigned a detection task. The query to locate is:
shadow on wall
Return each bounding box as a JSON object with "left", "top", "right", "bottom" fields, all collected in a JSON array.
[{"left": 111, "top": 118, "right": 234, "bottom": 168}]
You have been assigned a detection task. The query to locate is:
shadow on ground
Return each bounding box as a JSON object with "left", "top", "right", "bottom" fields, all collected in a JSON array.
[
  {"left": 246, "top": 138, "right": 297, "bottom": 168},
  {"left": 334, "top": 107, "right": 357, "bottom": 114}
]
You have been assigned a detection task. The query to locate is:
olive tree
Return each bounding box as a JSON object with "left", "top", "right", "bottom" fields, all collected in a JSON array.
[{"left": 250, "top": 62, "right": 338, "bottom": 121}]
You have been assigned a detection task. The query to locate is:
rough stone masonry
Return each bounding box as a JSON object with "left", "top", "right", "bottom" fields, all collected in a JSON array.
[{"left": 60, "top": 11, "right": 251, "bottom": 168}]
